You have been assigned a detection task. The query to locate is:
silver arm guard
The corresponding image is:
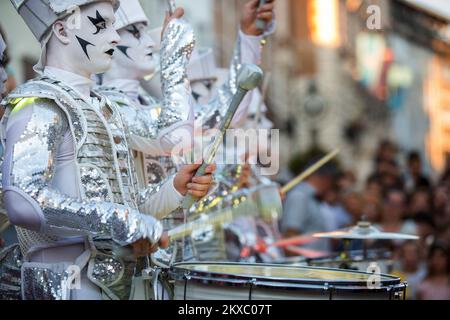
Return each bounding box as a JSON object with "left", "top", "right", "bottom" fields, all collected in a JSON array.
[
  {"left": 1, "top": 98, "right": 163, "bottom": 247},
  {"left": 158, "top": 18, "right": 196, "bottom": 153}
]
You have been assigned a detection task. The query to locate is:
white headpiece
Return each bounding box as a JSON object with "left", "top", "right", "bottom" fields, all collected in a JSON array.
[
  {"left": 10, "top": 0, "right": 120, "bottom": 42},
  {"left": 114, "top": 0, "right": 148, "bottom": 30},
  {"left": 11, "top": 0, "right": 120, "bottom": 73}
]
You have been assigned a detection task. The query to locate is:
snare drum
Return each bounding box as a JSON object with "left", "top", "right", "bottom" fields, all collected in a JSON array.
[{"left": 169, "top": 262, "right": 406, "bottom": 300}]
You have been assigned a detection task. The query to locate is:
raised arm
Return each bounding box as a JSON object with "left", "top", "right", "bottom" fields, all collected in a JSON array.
[
  {"left": 1, "top": 98, "right": 162, "bottom": 247},
  {"left": 197, "top": 0, "right": 276, "bottom": 129},
  {"left": 120, "top": 18, "right": 196, "bottom": 157}
]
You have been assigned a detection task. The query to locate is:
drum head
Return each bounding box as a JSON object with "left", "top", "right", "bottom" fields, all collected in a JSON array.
[
  {"left": 171, "top": 262, "right": 400, "bottom": 287},
  {"left": 170, "top": 263, "right": 405, "bottom": 300}
]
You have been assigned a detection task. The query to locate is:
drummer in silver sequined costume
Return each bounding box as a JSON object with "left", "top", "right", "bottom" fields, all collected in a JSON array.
[
  {"left": 98, "top": 0, "right": 276, "bottom": 263},
  {"left": 0, "top": 0, "right": 214, "bottom": 300},
  {"left": 96, "top": 0, "right": 196, "bottom": 263}
]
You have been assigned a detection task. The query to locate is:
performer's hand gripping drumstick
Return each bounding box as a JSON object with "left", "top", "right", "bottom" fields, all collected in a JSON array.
[
  {"left": 182, "top": 64, "right": 264, "bottom": 211},
  {"left": 256, "top": 0, "right": 268, "bottom": 30},
  {"left": 241, "top": 0, "right": 275, "bottom": 35},
  {"left": 161, "top": 0, "right": 184, "bottom": 37}
]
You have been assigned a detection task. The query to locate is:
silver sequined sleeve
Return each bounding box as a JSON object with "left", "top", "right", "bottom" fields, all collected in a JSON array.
[
  {"left": 158, "top": 18, "right": 196, "bottom": 155},
  {"left": 137, "top": 175, "right": 183, "bottom": 219},
  {"left": 196, "top": 31, "right": 264, "bottom": 130},
  {"left": 1, "top": 99, "right": 163, "bottom": 247}
]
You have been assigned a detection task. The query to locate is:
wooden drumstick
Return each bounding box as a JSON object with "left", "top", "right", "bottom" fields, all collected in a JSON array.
[
  {"left": 281, "top": 149, "right": 341, "bottom": 194},
  {"left": 167, "top": 0, "right": 177, "bottom": 15}
]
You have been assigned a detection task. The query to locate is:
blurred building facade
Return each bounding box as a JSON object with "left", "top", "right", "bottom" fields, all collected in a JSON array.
[{"left": 213, "top": 0, "right": 450, "bottom": 182}]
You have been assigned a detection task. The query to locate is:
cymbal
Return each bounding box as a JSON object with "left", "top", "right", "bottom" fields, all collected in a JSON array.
[{"left": 313, "top": 222, "right": 419, "bottom": 241}]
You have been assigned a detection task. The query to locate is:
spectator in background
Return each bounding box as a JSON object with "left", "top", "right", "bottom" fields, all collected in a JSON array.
[
  {"left": 320, "top": 187, "right": 352, "bottom": 231},
  {"left": 408, "top": 188, "right": 432, "bottom": 219},
  {"left": 392, "top": 241, "right": 427, "bottom": 300},
  {"left": 365, "top": 175, "right": 383, "bottom": 198},
  {"left": 440, "top": 155, "right": 450, "bottom": 188},
  {"left": 341, "top": 191, "right": 363, "bottom": 224},
  {"left": 433, "top": 185, "right": 450, "bottom": 228},
  {"left": 375, "top": 140, "right": 398, "bottom": 165},
  {"left": 441, "top": 224, "right": 450, "bottom": 244},
  {"left": 417, "top": 242, "right": 450, "bottom": 300},
  {"left": 414, "top": 213, "right": 436, "bottom": 248},
  {"left": 337, "top": 170, "right": 357, "bottom": 193},
  {"left": 361, "top": 195, "right": 382, "bottom": 224},
  {"left": 373, "top": 189, "right": 417, "bottom": 251},
  {"left": 281, "top": 159, "right": 338, "bottom": 253},
  {"left": 369, "top": 140, "right": 404, "bottom": 191},
  {"left": 377, "top": 189, "right": 417, "bottom": 244},
  {"left": 404, "top": 151, "right": 431, "bottom": 193}
]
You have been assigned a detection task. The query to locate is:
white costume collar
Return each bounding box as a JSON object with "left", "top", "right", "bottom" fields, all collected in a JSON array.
[
  {"left": 105, "top": 78, "right": 140, "bottom": 102},
  {"left": 44, "top": 66, "right": 95, "bottom": 99}
]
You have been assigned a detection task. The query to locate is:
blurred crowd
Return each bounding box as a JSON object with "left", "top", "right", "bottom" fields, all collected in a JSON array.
[{"left": 282, "top": 140, "right": 450, "bottom": 300}]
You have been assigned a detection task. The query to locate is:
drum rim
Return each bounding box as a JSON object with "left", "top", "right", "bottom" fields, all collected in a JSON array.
[{"left": 170, "top": 262, "right": 403, "bottom": 289}]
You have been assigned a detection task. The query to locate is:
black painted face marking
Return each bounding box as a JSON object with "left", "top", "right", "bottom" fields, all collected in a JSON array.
[
  {"left": 126, "top": 25, "right": 141, "bottom": 40},
  {"left": 205, "top": 81, "right": 213, "bottom": 91},
  {"left": 192, "top": 91, "right": 201, "bottom": 103},
  {"left": 88, "top": 10, "right": 107, "bottom": 35},
  {"left": 76, "top": 36, "right": 95, "bottom": 60},
  {"left": 117, "top": 45, "right": 132, "bottom": 60}
]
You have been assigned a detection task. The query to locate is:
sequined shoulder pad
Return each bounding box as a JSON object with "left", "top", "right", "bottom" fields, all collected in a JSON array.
[{"left": 3, "top": 79, "right": 88, "bottom": 148}]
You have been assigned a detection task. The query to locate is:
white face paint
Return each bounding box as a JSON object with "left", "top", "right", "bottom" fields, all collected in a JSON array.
[
  {"left": 61, "top": 2, "right": 120, "bottom": 75},
  {"left": 114, "top": 22, "right": 157, "bottom": 79},
  {"left": 0, "top": 35, "right": 7, "bottom": 98}
]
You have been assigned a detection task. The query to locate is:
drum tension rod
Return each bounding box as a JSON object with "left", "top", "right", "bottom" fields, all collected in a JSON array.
[
  {"left": 248, "top": 278, "right": 257, "bottom": 300},
  {"left": 183, "top": 274, "right": 191, "bottom": 301},
  {"left": 325, "top": 284, "right": 335, "bottom": 301}
]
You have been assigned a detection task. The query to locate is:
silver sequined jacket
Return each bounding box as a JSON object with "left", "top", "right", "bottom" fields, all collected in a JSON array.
[{"left": 0, "top": 75, "right": 166, "bottom": 300}]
